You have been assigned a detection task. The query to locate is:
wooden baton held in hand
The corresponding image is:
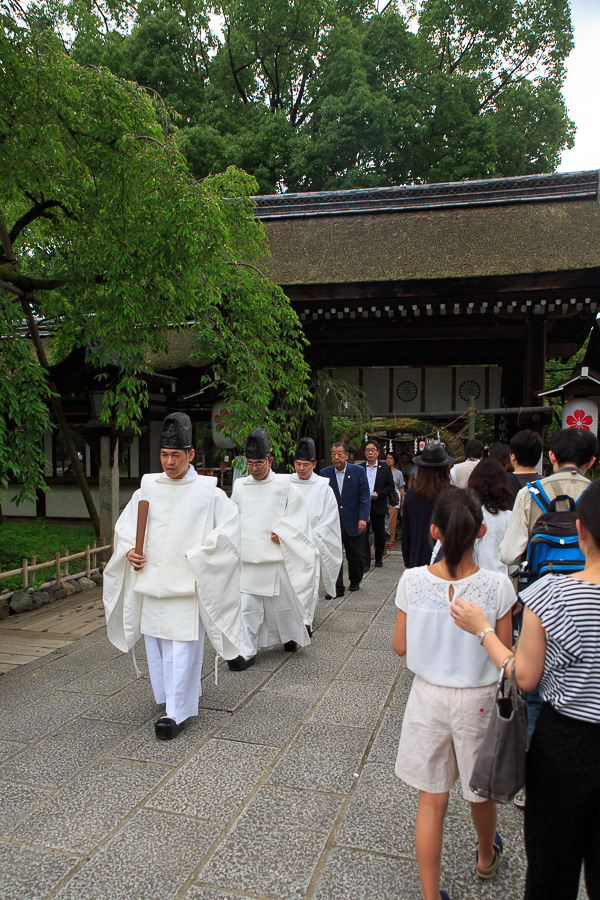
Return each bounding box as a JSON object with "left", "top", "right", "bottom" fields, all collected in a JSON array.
[{"left": 135, "top": 500, "right": 149, "bottom": 555}]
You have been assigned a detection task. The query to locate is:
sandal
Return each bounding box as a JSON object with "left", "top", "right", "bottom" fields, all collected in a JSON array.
[
  {"left": 475, "top": 832, "right": 503, "bottom": 880},
  {"left": 513, "top": 787, "right": 526, "bottom": 808}
]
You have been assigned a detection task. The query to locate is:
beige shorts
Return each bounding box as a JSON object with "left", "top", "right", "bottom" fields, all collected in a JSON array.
[{"left": 395, "top": 675, "right": 496, "bottom": 803}]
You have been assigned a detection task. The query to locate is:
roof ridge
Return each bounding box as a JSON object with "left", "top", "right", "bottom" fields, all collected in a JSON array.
[{"left": 253, "top": 170, "right": 599, "bottom": 219}]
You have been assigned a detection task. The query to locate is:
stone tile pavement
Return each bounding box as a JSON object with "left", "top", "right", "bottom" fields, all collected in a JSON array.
[{"left": 0, "top": 552, "right": 581, "bottom": 900}]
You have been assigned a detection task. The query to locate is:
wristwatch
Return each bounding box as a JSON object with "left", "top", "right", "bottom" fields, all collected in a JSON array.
[{"left": 477, "top": 627, "right": 494, "bottom": 645}]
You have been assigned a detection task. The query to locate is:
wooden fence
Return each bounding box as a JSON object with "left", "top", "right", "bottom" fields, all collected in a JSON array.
[{"left": 0, "top": 542, "right": 112, "bottom": 593}]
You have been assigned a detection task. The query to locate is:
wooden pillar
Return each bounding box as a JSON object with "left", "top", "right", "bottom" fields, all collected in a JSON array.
[
  {"left": 139, "top": 405, "right": 152, "bottom": 475},
  {"left": 323, "top": 409, "right": 333, "bottom": 470},
  {"left": 524, "top": 317, "right": 547, "bottom": 437},
  {"left": 99, "top": 435, "right": 119, "bottom": 544},
  {"left": 36, "top": 488, "right": 46, "bottom": 518},
  {"left": 524, "top": 318, "right": 546, "bottom": 404},
  {"left": 500, "top": 345, "right": 525, "bottom": 408}
]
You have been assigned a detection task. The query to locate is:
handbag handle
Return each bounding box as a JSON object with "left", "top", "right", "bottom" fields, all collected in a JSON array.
[{"left": 497, "top": 655, "right": 518, "bottom": 700}]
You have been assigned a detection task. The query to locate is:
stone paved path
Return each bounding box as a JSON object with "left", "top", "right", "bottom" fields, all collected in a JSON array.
[{"left": 0, "top": 553, "right": 563, "bottom": 900}]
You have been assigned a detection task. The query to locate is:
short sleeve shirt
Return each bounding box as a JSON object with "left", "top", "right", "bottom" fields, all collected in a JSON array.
[
  {"left": 396, "top": 566, "right": 516, "bottom": 688},
  {"left": 522, "top": 574, "right": 600, "bottom": 723}
]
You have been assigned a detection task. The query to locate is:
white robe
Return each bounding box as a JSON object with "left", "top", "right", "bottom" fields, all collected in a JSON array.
[
  {"left": 291, "top": 472, "right": 342, "bottom": 621},
  {"left": 103, "top": 469, "right": 241, "bottom": 659},
  {"left": 231, "top": 471, "right": 317, "bottom": 655}
]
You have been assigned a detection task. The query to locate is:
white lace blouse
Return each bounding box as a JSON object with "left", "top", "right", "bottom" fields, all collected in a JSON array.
[{"left": 395, "top": 566, "right": 516, "bottom": 687}]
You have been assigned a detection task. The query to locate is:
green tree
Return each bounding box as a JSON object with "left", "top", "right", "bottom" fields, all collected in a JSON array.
[
  {"left": 0, "top": 2, "right": 310, "bottom": 521},
  {"left": 0, "top": 304, "right": 53, "bottom": 507},
  {"left": 63, "top": 0, "right": 573, "bottom": 192}
]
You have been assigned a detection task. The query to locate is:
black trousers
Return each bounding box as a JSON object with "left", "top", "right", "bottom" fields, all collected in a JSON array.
[
  {"left": 525, "top": 702, "right": 600, "bottom": 900},
  {"left": 362, "top": 512, "right": 387, "bottom": 568},
  {"left": 336, "top": 520, "right": 364, "bottom": 592}
]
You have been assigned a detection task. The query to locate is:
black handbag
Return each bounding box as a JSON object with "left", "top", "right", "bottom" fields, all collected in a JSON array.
[
  {"left": 469, "top": 661, "right": 528, "bottom": 803},
  {"left": 389, "top": 489, "right": 399, "bottom": 507}
]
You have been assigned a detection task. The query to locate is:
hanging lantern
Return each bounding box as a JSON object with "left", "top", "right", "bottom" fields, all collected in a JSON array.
[
  {"left": 211, "top": 401, "right": 236, "bottom": 449},
  {"left": 562, "top": 398, "right": 598, "bottom": 436}
]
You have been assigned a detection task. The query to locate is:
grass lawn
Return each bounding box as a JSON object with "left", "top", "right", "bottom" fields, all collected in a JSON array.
[{"left": 0, "top": 520, "right": 98, "bottom": 592}]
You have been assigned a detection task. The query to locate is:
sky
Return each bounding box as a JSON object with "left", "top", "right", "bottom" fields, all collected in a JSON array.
[{"left": 556, "top": 0, "right": 600, "bottom": 173}]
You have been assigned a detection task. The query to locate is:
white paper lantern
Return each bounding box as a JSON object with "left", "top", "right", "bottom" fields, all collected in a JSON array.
[
  {"left": 211, "top": 401, "right": 236, "bottom": 449},
  {"left": 562, "top": 398, "right": 598, "bottom": 436}
]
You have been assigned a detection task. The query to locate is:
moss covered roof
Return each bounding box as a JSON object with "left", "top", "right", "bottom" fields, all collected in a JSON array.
[{"left": 260, "top": 199, "right": 600, "bottom": 286}]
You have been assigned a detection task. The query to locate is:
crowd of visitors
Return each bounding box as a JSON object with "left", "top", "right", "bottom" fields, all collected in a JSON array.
[
  {"left": 393, "top": 426, "right": 598, "bottom": 900},
  {"left": 394, "top": 488, "right": 514, "bottom": 900},
  {"left": 452, "top": 479, "right": 600, "bottom": 900},
  {"left": 104, "top": 421, "right": 598, "bottom": 900}
]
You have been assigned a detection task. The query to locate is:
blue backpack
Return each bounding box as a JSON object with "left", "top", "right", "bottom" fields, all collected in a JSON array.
[{"left": 520, "top": 480, "right": 585, "bottom": 584}]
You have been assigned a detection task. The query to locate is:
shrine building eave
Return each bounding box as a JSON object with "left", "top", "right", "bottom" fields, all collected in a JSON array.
[{"left": 252, "top": 171, "right": 600, "bottom": 369}]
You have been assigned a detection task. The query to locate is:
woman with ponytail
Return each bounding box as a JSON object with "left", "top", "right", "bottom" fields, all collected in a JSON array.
[{"left": 393, "top": 489, "right": 515, "bottom": 900}]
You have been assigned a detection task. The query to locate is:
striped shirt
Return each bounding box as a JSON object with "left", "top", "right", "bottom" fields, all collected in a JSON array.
[{"left": 522, "top": 574, "right": 600, "bottom": 724}]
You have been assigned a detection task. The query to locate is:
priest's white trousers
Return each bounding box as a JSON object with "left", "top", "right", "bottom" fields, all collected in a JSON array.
[
  {"left": 239, "top": 565, "right": 310, "bottom": 659},
  {"left": 304, "top": 556, "right": 321, "bottom": 627},
  {"left": 144, "top": 624, "right": 205, "bottom": 724}
]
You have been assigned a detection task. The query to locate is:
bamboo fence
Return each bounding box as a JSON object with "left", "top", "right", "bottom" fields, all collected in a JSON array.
[{"left": 0, "top": 542, "right": 112, "bottom": 593}]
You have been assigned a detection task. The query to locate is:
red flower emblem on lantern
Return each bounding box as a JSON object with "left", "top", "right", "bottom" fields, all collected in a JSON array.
[
  {"left": 566, "top": 408, "right": 593, "bottom": 430},
  {"left": 214, "top": 407, "right": 230, "bottom": 433}
]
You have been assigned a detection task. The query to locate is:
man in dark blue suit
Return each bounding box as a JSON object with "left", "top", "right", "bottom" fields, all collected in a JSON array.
[
  {"left": 359, "top": 438, "right": 395, "bottom": 570},
  {"left": 320, "top": 442, "right": 370, "bottom": 595}
]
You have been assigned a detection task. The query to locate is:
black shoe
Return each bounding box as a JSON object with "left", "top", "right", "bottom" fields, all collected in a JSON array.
[
  {"left": 154, "top": 716, "right": 185, "bottom": 741},
  {"left": 305, "top": 624, "right": 312, "bottom": 637},
  {"left": 349, "top": 583, "right": 360, "bottom": 592},
  {"left": 324, "top": 593, "right": 333, "bottom": 600},
  {"left": 375, "top": 560, "right": 383, "bottom": 568},
  {"left": 227, "top": 654, "right": 256, "bottom": 671},
  {"left": 283, "top": 640, "right": 298, "bottom": 652},
  {"left": 335, "top": 590, "right": 345, "bottom": 598}
]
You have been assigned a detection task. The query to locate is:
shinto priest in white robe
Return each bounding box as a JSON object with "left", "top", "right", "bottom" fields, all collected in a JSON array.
[
  {"left": 291, "top": 471, "right": 342, "bottom": 625},
  {"left": 103, "top": 466, "right": 241, "bottom": 722},
  {"left": 231, "top": 470, "right": 318, "bottom": 657}
]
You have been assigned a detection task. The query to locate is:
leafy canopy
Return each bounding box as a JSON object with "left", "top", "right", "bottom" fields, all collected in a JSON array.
[
  {"left": 0, "top": 1, "right": 310, "bottom": 502},
  {"left": 57, "top": 0, "right": 574, "bottom": 192}
]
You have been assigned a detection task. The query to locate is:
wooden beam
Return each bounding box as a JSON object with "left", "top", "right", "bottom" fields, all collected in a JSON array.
[
  {"left": 547, "top": 343, "right": 578, "bottom": 359},
  {"left": 282, "top": 266, "right": 600, "bottom": 305}
]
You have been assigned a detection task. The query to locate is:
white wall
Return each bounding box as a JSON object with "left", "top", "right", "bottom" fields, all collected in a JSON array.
[
  {"left": 2, "top": 484, "right": 137, "bottom": 519},
  {"left": 1, "top": 491, "right": 37, "bottom": 517},
  {"left": 329, "top": 366, "right": 503, "bottom": 416}
]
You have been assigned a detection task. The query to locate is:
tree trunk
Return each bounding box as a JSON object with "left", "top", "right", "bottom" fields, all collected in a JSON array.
[
  {"left": 99, "top": 435, "right": 120, "bottom": 544},
  {"left": 19, "top": 298, "right": 102, "bottom": 536},
  {"left": 0, "top": 214, "right": 101, "bottom": 536}
]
